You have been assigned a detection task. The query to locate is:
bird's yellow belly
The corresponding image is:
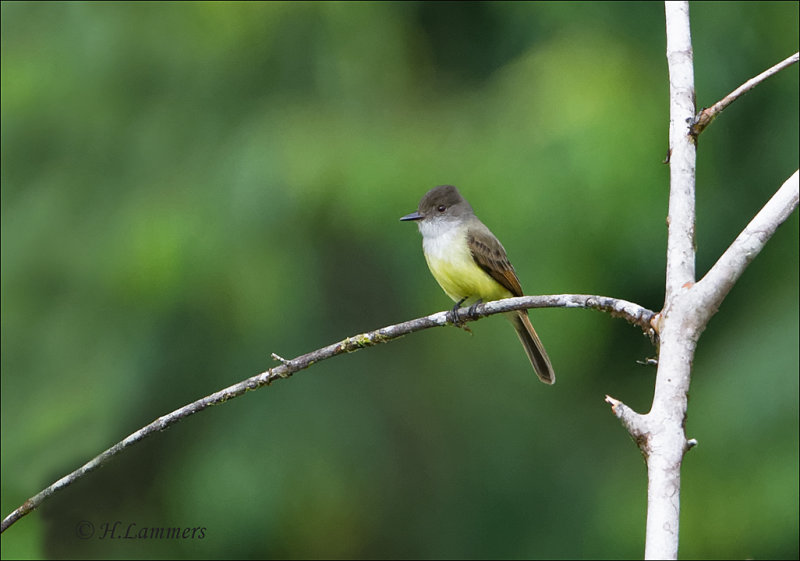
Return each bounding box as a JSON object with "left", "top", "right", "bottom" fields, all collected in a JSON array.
[{"left": 423, "top": 234, "right": 512, "bottom": 304}]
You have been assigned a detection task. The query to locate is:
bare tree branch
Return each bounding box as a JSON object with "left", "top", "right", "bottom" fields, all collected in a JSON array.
[
  {"left": 0, "top": 293, "right": 654, "bottom": 534},
  {"left": 664, "top": 0, "right": 697, "bottom": 300},
  {"left": 641, "top": 9, "right": 696, "bottom": 559},
  {"left": 693, "top": 170, "right": 800, "bottom": 320},
  {"left": 691, "top": 52, "right": 799, "bottom": 136},
  {"left": 605, "top": 395, "right": 648, "bottom": 453},
  {"left": 605, "top": 4, "right": 799, "bottom": 560}
]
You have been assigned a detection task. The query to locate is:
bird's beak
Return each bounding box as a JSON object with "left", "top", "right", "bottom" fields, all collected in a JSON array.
[{"left": 400, "top": 211, "right": 423, "bottom": 221}]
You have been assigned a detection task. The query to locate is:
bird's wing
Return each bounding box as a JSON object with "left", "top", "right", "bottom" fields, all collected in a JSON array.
[{"left": 467, "top": 222, "right": 524, "bottom": 297}]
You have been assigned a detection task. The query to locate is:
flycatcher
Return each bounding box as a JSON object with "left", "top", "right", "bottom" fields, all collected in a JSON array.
[{"left": 401, "top": 185, "right": 555, "bottom": 384}]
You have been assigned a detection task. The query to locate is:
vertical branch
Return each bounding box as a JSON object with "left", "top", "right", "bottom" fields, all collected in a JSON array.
[
  {"left": 647, "top": 3, "right": 698, "bottom": 559},
  {"left": 630, "top": 10, "right": 797, "bottom": 557},
  {"left": 664, "top": 0, "right": 697, "bottom": 299},
  {"left": 610, "top": 38, "right": 798, "bottom": 559}
]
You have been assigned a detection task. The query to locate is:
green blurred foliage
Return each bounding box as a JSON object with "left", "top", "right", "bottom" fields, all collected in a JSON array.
[{"left": 1, "top": 1, "right": 797, "bottom": 559}]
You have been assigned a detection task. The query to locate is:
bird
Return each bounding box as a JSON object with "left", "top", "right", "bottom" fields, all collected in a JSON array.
[{"left": 401, "top": 185, "right": 555, "bottom": 384}]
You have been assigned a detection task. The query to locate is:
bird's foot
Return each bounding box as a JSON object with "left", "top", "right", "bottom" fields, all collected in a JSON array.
[{"left": 448, "top": 297, "right": 480, "bottom": 334}]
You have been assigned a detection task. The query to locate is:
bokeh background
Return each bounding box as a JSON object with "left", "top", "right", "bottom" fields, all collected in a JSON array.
[{"left": 2, "top": 2, "right": 797, "bottom": 559}]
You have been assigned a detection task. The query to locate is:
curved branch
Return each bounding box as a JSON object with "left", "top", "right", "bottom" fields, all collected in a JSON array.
[{"left": 0, "top": 293, "right": 655, "bottom": 534}]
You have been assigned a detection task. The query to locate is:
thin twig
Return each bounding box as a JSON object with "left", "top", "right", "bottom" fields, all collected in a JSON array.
[
  {"left": 690, "top": 51, "right": 799, "bottom": 136},
  {"left": 0, "top": 293, "right": 655, "bottom": 534}
]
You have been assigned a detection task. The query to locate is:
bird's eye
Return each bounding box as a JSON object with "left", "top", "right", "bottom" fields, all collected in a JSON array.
[{"left": 437, "top": 205, "right": 446, "bottom": 212}]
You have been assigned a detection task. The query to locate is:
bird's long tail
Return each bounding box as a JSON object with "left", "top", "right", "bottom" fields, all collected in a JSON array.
[{"left": 506, "top": 311, "right": 555, "bottom": 384}]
